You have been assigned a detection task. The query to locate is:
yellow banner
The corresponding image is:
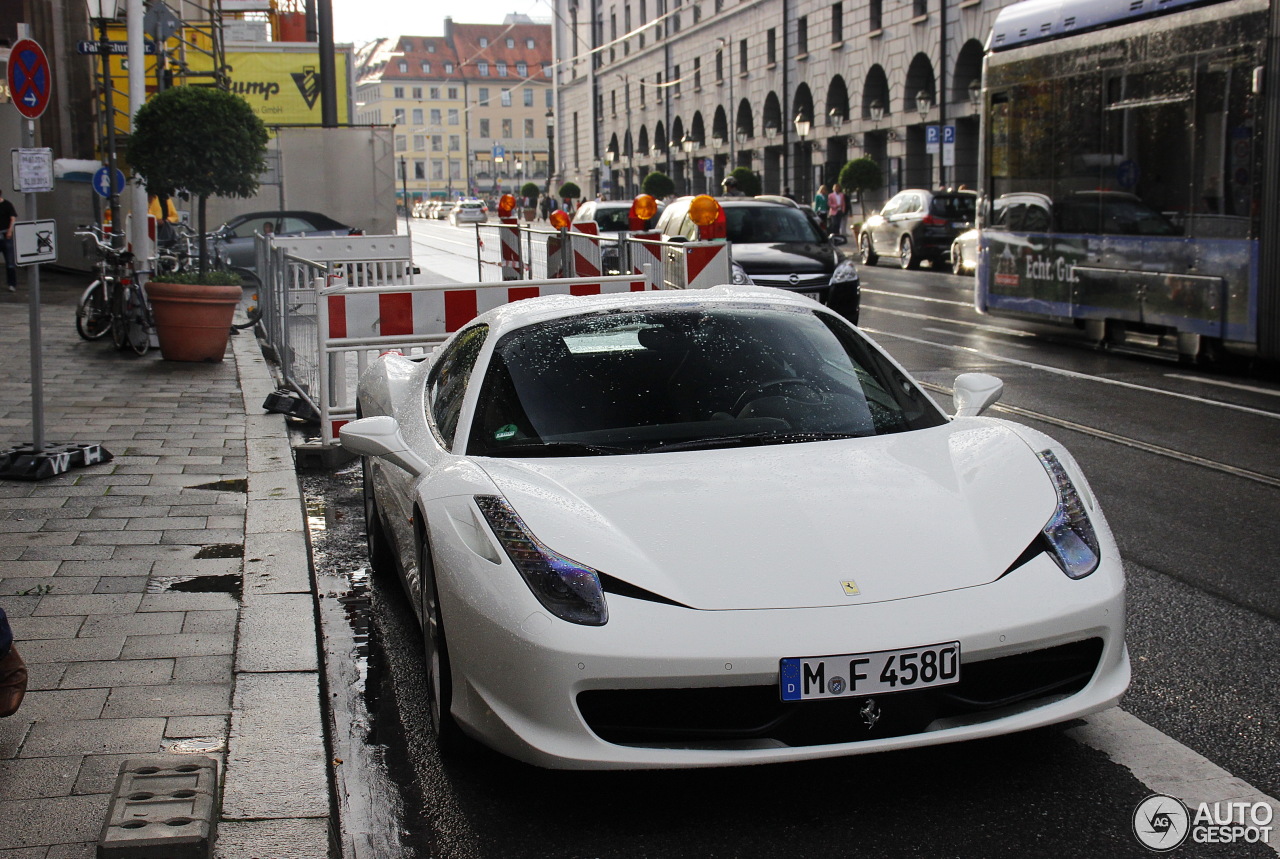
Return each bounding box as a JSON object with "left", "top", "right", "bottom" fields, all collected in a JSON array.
[
  {"left": 95, "top": 30, "right": 349, "bottom": 140},
  {"left": 223, "top": 50, "right": 350, "bottom": 125}
]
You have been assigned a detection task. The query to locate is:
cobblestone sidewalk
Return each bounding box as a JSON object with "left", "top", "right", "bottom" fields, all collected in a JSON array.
[{"left": 0, "top": 273, "right": 330, "bottom": 858}]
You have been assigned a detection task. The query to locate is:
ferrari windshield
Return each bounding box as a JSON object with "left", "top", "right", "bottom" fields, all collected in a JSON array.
[{"left": 467, "top": 305, "right": 946, "bottom": 457}]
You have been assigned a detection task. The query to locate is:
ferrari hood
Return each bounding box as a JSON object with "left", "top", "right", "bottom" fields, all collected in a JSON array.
[{"left": 474, "top": 422, "right": 1058, "bottom": 611}]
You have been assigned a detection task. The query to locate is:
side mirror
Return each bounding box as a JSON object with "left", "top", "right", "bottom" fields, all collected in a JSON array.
[
  {"left": 340, "top": 415, "right": 427, "bottom": 477},
  {"left": 952, "top": 373, "right": 1003, "bottom": 418},
  {"left": 830, "top": 234, "right": 848, "bottom": 246}
]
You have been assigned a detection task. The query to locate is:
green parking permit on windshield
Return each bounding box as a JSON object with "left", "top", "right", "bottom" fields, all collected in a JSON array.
[{"left": 495, "top": 424, "right": 518, "bottom": 441}]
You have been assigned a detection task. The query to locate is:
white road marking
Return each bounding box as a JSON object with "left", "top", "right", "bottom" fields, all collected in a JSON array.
[
  {"left": 1069, "top": 708, "right": 1280, "bottom": 855},
  {"left": 1165, "top": 374, "right": 1280, "bottom": 399},
  {"left": 861, "top": 286, "right": 974, "bottom": 308},
  {"left": 865, "top": 327, "right": 1280, "bottom": 421}
]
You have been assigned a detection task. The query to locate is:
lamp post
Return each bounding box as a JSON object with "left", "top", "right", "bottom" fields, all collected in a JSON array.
[
  {"left": 545, "top": 109, "right": 555, "bottom": 197},
  {"left": 681, "top": 133, "right": 695, "bottom": 194},
  {"left": 793, "top": 112, "right": 811, "bottom": 202},
  {"left": 716, "top": 37, "right": 735, "bottom": 168},
  {"left": 88, "top": 0, "right": 125, "bottom": 250},
  {"left": 869, "top": 98, "right": 885, "bottom": 123}
]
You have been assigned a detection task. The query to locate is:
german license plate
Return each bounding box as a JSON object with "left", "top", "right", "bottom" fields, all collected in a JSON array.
[{"left": 780, "top": 642, "right": 961, "bottom": 701}]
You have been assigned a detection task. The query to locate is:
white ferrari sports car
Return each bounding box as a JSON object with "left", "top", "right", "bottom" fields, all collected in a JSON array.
[{"left": 341, "top": 285, "right": 1129, "bottom": 770}]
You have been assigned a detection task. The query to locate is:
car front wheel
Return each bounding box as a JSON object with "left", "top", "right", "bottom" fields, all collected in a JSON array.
[
  {"left": 420, "top": 537, "right": 467, "bottom": 753},
  {"left": 859, "top": 233, "right": 878, "bottom": 266},
  {"left": 899, "top": 235, "right": 919, "bottom": 270}
]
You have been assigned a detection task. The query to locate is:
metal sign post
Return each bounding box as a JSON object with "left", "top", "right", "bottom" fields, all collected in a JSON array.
[{"left": 0, "top": 31, "right": 112, "bottom": 481}]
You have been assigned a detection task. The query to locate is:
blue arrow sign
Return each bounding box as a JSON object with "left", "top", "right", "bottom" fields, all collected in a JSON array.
[{"left": 93, "top": 165, "right": 126, "bottom": 199}]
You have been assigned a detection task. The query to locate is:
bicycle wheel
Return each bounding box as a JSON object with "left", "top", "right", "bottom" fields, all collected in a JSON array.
[
  {"left": 75, "top": 280, "right": 112, "bottom": 340},
  {"left": 230, "top": 275, "right": 263, "bottom": 331},
  {"left": 110, "top": 282, "right": 129, "bottom": 351},
  {"left": 124, "top": 283, "right": 152, "bottom": 356}
]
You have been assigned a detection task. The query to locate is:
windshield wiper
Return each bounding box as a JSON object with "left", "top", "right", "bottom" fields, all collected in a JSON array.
[
  {"left": 644, "top": 431, "right": 859, "bottom": 453},
  {"left": 488, "top": 441, "right": 633, "bottom": 457}
]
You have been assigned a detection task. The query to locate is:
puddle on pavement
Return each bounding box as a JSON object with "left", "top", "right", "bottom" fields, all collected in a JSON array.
[
  {"left": 147, "top": 574, "right": 244, "bottom": 599},
  {"left": 306, "top": 497, "right": 329, "bottom": 533},
  {"left": 187, "top": 478, "right": 249, "bottom": 493},
  {"left": 193, "top": 543, "right": 244, "bottom": 559}
]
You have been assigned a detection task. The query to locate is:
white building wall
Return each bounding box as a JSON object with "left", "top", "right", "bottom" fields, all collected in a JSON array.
[{"left": 553, "top": 0, "right": 1017, "bottom": 211}]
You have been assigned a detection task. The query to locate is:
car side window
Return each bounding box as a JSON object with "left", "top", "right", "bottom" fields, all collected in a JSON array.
[
  {"left": 880, "top": 196, "right": 901, "bottom": 218},
  {"left": 231, "top": 217, "right": 274, "bottom": 238},
  {"left": 279, "top": 217, "right": 314, "bottom": 233},
  {"left": 427, "top": 325, "right": 489, "bottom": 449}
]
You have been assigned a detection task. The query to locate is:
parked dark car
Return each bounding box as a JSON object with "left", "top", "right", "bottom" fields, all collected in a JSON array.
[
  {"left": 213, "top": 210, "right": 358, "bottom": 281},
  {"left": 859, "top": 189, "right": 977, "bottom": 270},
  {"left": 656, "top": 197, "right": 861, "bottom": 323}
]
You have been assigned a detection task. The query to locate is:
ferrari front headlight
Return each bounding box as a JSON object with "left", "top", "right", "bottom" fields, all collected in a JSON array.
[
  {"left": 475, "top": 495, "right": 608, "bottom": 625},
  {"left": 1037, "top": 450, "right": 1100, "bottom": 579}
]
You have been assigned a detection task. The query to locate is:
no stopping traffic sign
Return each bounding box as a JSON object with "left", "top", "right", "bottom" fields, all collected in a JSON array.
[{"left": 8, "top": 39, "right": 51, "bottom": 120}]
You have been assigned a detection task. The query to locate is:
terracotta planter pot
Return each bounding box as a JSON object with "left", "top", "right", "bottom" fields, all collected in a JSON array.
[{"left": 145, "top": 281, "right": 242, "bottom": 363}]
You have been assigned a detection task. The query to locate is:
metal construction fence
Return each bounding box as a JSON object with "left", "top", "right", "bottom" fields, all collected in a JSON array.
[
  {"left": 471, "top": 223, "right": 731, "bottom": 289},
  {"left": 254, "top": 234, "right": 415, "bottom": 419},
  {"left": 253, "top": 231, "right": 731, "bottom": 444}
]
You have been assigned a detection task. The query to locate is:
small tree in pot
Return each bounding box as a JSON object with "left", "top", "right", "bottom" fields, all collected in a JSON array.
[
  {"left": 126, "top": 86, "right": 269, "bottom": 361},
  {"left": 642, "top": 171, "right": 674, "bottom": 200},
  {"left": 129, "top": 86, "right": 269, "bottom": 275},
  {"left": 520, "top": 181, "right": 540, "bottom": 219}
]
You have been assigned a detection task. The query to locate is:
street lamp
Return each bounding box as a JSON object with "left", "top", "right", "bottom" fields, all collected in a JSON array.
[
  {"left": 869, "top": 99, "right": 885, "bottom": 123},
  {"left": 545, "top": 109, "right": 555, "bottom": 196},
  {"left": 828, "top": 106, "right": 845, "bottom": 128},
  {"left": 793, "top": 112, "right": 811, "bottom": 140},
  {"left": 793, "top": 113, "right": 813, "bottom": 203},
  {"left": 968, "top": 78, "right": 982, "bottom": 111},
  {"left": 916, "top": 90, "right": 934, "bottom": 120},
  {"left": 88, "top": 0, "right": 126, "bottom": 247}
]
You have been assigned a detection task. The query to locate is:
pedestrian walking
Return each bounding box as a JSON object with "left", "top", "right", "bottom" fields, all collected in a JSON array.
[
  {"left": 827, "top": 183, "right": 847, "bottom": 237},
  {"left": 813, "top": 184, "right": 830, "bottom": 233},
  {"left": 0, "top": 606, "right": 27, "bottom": 718},
  {"left": 540, "top": 193, "right": 554, "bottom": 221},
  {"left": 0, "top": 189, "right": 17, "bottom": 292},
  {"left": 721, "top": 175, "right": 744, "bottom": 197}
]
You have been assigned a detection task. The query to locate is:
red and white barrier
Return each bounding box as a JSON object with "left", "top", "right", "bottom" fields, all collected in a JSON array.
[
  {"left": 498, "top": 217, "right": 523, "bottom": 280},
  {"left": 318, "top": 275, "right": 649, "bottom": 443}
]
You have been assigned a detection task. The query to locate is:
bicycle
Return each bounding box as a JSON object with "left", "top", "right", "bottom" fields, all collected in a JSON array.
[{"left": 75, "top": 227, "right": 153, "bottom": 355}]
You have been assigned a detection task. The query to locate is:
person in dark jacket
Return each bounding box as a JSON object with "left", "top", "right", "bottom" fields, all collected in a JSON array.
[{"left": 0, "top": 606, "right": 26, "bottom": 717}]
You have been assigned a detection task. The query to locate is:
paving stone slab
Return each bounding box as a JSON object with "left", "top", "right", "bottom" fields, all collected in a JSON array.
[
  {"left": 78, "top": 613, "right": 184, "bottom": 638},
  {"left": 32, "top": 594, "right": 143, "bottom": 617},
  {"left": 102, "top": 683, "right": 231, "bottom": 720},
  {"left": 0, "top": 794, "right": 109, "bottom": 850},
  {"left": 111, "top": 545, "right": 199, "bottom": 561},
  {"left": 221, "top": 673, "right": 328, "bottom": 820},
  {"left": 60, "top": 660, "right": 175, "bottom": 690},
  {"left": 17, "top": 688, "right": 109, "bottom": 721},
  {"left": 172, "top": 655, "right": 233, "bottom": 684},
  {"left": 92, "top": 577, "right": 148, "bottom": 594},
  {"left": 56, "top": 561, "right": 152, "bottom": 577},
  {"left": 242, "top": 532, "right": 311, "bottom": 595},
  {"left": 20, "top": 718, "right": 166, "bottom": 758},
  {"left": 213, "top": 818, "right": 331, "bottom": 859},
  {"left": 160, "top": 529, "right": 244, "bottom": 547},
  {"left": 165, "top": 715, "right": 229, "bottom": 740},
  {"left": 120, "top": 633, "right": 233, "bottom": 660},
  {"left": 236, "top": 594, "right": 318, "bottom": 673},
  {"left": 21, "top": 636, "right": 125, "bottom": 665},
  {"left": 245, "top": 498, "right": 305, "bottom": 535},
  {"left": 180, "top": 611, "right": 238, "bottom": 635},
  {"left": 0, "top": 757, "right": 80, "bottom": 800},
  {"left": 1, "top": 577, "right": 98, "bottom": 596},
  {"left": 139, "top": 593, "right": 238, "bottom": 614},
  {"left": 7, "top": 616, "right": 84, "bottom": 641}
]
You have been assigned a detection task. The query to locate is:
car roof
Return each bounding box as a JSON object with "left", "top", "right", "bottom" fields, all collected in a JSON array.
[{"left": 464, "top": 285, "right": 828, "bottom": 339}]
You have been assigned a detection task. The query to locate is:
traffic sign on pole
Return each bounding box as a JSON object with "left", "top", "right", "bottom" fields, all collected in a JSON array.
[
  {"left": 14, "top": 219, "right": 57, "bottom": 265},
  {"left": 92, "top": 165, "right": 126, "bottom": 199},
  {"left": 942, "top": 125, "right": 956, "bottom": 168},
  {"left": 8, "top": 38, "right": 51, "bottom": 119},
  {"left": 926, "top": 125, "right": 941, "bottom": 156}
]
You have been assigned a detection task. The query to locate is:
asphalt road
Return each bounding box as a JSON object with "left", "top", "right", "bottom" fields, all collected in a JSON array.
[{"left": 306, "top": 221, "right": 1280, "bottom": 858}]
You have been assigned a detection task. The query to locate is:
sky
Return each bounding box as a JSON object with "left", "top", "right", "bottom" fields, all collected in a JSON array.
[{"left": 331, "top": 0, "right": 556, "bottom": 46}]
